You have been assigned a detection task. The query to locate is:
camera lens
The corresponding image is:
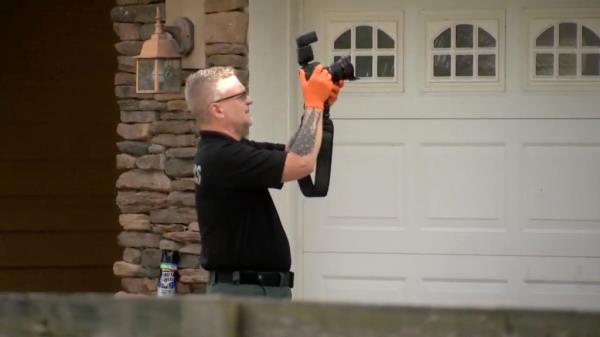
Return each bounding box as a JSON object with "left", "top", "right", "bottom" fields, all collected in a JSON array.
[{"left": 328, "top": 55, "right": 357, "bottom": 83}]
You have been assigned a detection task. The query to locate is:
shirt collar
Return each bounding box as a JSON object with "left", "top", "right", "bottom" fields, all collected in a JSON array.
[{"left": 199, "top": 130, "right": 239, "bottom": 142}]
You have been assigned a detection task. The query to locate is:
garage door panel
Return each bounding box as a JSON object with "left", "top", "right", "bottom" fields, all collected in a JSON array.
[
  {"left": 304, "top": 228, "right": 510, "bottom": 254},
  {"left": 322, "top": 276, "right": 408, "bottom": 304},
  {"left": 419, "top": 143, "right": 507, "bottom": 230},
  {"left": 521, "top": 143, "right": 600, "bottom": 233},
  {"left": 306, "top": 212, "right": 600, "bottom": 256},
  {"left": 524, "top": 281, "right": 600, "bottom": 297},
  {"left": 328, "top": 144, "right": 405, "bottom": 227},
  {"left": 303, "top": 120, "right": 600, "bottom": 257},
  {"left": 304, "top": 253, "right": 600, "bottom": 309},
  {"left": 420, "top": 278, "right": 511, "bottom": 307},
  {"left": 304, "top": 253, "right": 411, "bottom": 304}
]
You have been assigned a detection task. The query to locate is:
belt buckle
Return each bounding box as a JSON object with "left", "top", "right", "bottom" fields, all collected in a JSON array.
[
  {"left": 232, "top": 271, "right": 241, "bottom": 285},
  {"left": 256, "top": 271, "right": 279, "bottom": 287}
]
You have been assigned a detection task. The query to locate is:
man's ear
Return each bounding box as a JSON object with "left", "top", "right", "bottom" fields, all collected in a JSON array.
[{"left": 208, "top": 103, "right": 225, "bottom": 119}]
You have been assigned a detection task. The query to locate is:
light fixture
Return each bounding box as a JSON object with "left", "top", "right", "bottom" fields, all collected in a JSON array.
[{"left": 136, "top": 8, "right": 194, "bottom": 93}]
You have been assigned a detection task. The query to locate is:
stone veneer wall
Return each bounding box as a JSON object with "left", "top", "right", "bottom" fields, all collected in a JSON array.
[{"left": 110, "top": 0, "right": 249, "bottom": 295}]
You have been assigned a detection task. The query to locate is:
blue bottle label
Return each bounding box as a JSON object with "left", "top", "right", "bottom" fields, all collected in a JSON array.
[{"left": 157, "top": 264, "right": 177, "bottom": 296}]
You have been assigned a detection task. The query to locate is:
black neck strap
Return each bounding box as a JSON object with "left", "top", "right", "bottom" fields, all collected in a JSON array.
[{"left": 298, "top": 108, "right": 334, "bottom": 197}]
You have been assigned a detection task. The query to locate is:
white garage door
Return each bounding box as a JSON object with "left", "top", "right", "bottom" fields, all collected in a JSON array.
[{"left": 298, "top": 0, "right": 600, "bottom": 310}]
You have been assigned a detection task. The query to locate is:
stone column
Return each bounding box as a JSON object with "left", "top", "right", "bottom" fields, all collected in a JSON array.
[
  {"left": 110, "top": 0, "right": 249, "bottom": 295},
  {"left": 205, "top": 0, "right": 250, "bottom": 87}
]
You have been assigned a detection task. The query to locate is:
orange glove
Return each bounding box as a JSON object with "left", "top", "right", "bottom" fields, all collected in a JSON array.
[
  {"left": 298, "top": 65, "right": 333, "bottom": 111},
  {"left": 327, "top": 80, "right": 344, "bottom": 106}
]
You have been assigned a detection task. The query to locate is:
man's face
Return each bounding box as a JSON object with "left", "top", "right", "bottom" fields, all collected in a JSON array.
[{"left": 213, "top": 76, "right": 253, "bottom": 138}]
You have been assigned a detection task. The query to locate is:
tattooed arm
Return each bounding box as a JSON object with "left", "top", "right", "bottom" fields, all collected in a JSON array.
[
  {"left": 281, "top": 64, "right": 331, "bottom": 182},
  {"left": 281, "top": 107, "right": 323, "bottom": 182}
]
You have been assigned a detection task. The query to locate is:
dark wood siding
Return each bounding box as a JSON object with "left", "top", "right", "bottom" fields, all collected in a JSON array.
[{"left": 0, "top": 0, "right": 121, "bottom": 291}]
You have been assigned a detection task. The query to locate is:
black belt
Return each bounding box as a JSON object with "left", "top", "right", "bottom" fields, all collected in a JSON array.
[{"left": 210, "top": 270, "right": 294, "bottom": 288}]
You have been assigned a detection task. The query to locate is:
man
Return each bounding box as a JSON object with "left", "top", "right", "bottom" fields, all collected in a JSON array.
[{"left": 184, "top": 65, "right": 342, "bottom": 299}]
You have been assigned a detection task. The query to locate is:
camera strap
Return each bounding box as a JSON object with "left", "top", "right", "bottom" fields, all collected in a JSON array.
[{"left": 298, "top": 112, "right": 334, "bottom": 197}]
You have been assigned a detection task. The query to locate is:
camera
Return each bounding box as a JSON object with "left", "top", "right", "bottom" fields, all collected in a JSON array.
[{"left": 296, "top": 31, "right": 358, "bottom": 83}]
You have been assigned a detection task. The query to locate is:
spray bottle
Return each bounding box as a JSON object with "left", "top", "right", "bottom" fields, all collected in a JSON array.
[{"left": 157, "top": 250, "right": 179, "bottom": 296}]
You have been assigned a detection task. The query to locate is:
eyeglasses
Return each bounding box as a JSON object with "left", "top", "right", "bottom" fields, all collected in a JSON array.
[{"left": 212, "top": 91, "right": 248, "bottom": 104}]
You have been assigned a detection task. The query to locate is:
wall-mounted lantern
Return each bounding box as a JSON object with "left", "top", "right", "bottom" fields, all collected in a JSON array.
[{"left": 136, "top": 8, "right": 194, "bottom": 93}]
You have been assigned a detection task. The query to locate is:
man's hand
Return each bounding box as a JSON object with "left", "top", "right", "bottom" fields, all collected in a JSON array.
[
  {"left": 298, "top": 65, "right": 333, "bottom": 111},
  {"left": 327, "top": 80, "right": 344, "bottom": 107}
]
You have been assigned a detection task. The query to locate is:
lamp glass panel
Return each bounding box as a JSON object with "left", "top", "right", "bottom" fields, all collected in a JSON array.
[
  {"left": 157, "top": 59, "right": 182, "bottom": 93},
  {"left": 137, "top": 59, "right": 155, "bottom": 92}
]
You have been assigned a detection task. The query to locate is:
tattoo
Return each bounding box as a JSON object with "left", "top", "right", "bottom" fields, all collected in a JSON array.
[{"left": 288, "top": 108, "right": 322, "bottom": 156}]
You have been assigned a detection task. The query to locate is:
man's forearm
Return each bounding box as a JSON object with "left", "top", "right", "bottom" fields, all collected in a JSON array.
[{"left": 288, "top": 107, "right": 323, "bottom": 159}]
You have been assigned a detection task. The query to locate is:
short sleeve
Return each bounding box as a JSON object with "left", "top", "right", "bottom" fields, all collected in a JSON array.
[
  {"left": 206, "top": 142, "right": 286, "bottom": 189},
  {"left": 244, "top": 139, "right": 286, "bottom": 151}
]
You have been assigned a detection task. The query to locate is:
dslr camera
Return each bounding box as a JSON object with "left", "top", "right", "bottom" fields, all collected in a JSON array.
[{"left": 296, "top": 31, "right": 357, "bottom": 83}]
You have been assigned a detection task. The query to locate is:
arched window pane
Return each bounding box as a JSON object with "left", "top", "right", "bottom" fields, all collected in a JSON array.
[
  {"left": 478, "top": 54, "right": 496, "bottom": 76},
  {"left": 559, "top": 23, "right": 577, "bottom": 47},
  {"left": 559, "top": 53, "right": 576, "bottom": 76},
  {"left": 582, "top": 26, "right": 600, "bottom": 47},
  {"left": 334, "top": 29, "right": 351, "bottom": 49},
  {"left": 356, "top": 56, "right": 373, "bottom": 77},
  {"left": 433, "top": 55, "right": 451, "bottom": 77},
  {"left": 456, "top": 24, "right": 473, "bottom": 48},
  {"left": 377, "top": 55, "right": 394, "bottom": 77},
  {"left": 356, "top": 25, "right": 373, "bottom": 49},
  {"left": 536, "top": 26, "right": 554, "bottom": 47},
  {"left": 478, "top": 28, "right": 496, "bottom": 47},
  {"left": 434, "top": 28, "right": 451, "bottom": 48},
  {"left": 456, "top": 54, "right": 473, "bottom": 76},
  {"left": 582, "top": 54, "right": 600, "bottom": 75},
  {"left": 377, "top": 29, "right": 394, "bottom": 48},
  {"left": 536, "top": 53, "right": 553, "bottom": 76}
]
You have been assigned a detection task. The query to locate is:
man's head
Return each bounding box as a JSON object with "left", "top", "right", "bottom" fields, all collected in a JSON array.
[{"left": 185, "top": 66, "right": 253, "bottom": 140}]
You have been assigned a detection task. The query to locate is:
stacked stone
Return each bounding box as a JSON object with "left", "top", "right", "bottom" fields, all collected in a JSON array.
[
  {"left": 110, "top": 0, "right": 250, "bottom": 295},
  {"left": 205, "top": 0, "right": 250, "bottom": 87},
  {"left": 111, "top": 0, "right": 202, "bottom": 296}
]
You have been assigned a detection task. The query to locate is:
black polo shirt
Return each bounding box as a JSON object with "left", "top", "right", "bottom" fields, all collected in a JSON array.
[{"left": 193, "top": 131, "right": 291, "bottom": 272}]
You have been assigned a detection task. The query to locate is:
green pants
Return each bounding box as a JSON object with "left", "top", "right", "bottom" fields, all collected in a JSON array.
[{"left": 207, "top": 282, "right": 292, "bottom": 299}]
